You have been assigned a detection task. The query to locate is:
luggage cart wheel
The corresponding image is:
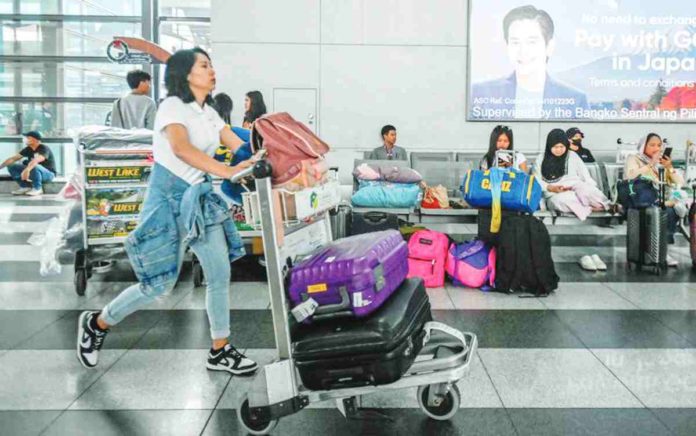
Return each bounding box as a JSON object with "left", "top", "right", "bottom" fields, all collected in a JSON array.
[
  {"left": 417, "top": 384, "right": 460, "bottom": 421},
  {"left": 236, "top": 395, "right": 279, "bottom": 435},
  {"left": 192, "top": 262, "right": 204, "bottom": 287},
  {"left": 74, "top": 268, "right": 87, "bottom": 296}
]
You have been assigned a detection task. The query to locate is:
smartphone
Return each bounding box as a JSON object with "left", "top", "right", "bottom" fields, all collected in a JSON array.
[{"left": 663, "top": 147, "right": 673, "bottom": 158}]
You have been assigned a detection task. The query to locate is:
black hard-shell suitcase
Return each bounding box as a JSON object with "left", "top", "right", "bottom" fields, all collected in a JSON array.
[
  {"left": 351, "top": 211, "right": 399, "bottom": 235},
  {"left": 626, "top": 168, "right": 668, "bottom": 274},
  {"left": 291, "top": 277, "right": 432, "bottom": 390}
]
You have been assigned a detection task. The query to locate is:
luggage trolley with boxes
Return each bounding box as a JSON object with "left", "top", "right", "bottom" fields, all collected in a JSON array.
[
  {"left": 233, "top": 161, "right": 478, "bottom": 435},
  {"left": 73, "top": 126, "right": 154, "bottom": 296}
]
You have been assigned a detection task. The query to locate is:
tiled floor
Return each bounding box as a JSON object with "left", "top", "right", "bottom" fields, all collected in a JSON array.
[{"left": 1, "top": 194, "right": 695, "bottom": 435}]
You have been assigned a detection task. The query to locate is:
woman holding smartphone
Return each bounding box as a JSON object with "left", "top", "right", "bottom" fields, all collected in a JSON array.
[
  {"left": 76, "top": 48, "right": 259, "bottom": 375},
  {"left": 624, "top": 133, "right": 685, "bottom": 266},
  {"left": 479, "top": 125, "right": 529, "bottom": 172}
]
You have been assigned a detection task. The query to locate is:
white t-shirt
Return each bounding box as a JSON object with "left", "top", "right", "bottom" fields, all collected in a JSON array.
[{"left": 153, "top": 96, "right": 225, "bottom": 185}]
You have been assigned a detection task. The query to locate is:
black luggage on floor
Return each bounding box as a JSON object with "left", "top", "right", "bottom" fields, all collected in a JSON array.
[
  {"left": 351, "top": 211, "right": 399, "bottom": 235},
  {"left": 476, "top": 208, "right": 523, "bottom": 246},
  {"left": 292, "top": 277, "right": 432, "bottom": 390},
  {"left": 626, "top": 168, "right": 668, "bottom": 274},
  {"left": 494, "top": 213, "right": 559, "bottom": 296},
  {"left": 626, "top": 207, "right": 668, "bottom": 274}
]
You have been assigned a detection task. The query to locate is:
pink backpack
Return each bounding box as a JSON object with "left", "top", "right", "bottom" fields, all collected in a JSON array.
[
  {"left": 445, "top": 240, "right": 496, "bottom": 290},
  {"left": 407, "top": 230, "right": 449, "bottom": 288}
]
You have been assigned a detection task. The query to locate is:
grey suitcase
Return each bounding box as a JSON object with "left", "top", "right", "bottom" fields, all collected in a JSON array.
[
  {"left": 626, "top": 167, "right": 668, "bottom": 274},
  {"left": 329, "top": 204, "right": 352, "bottom": 240}
]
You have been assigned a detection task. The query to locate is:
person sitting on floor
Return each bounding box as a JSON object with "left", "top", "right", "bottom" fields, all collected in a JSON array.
[
  {"left": 624, "top": 133, "right": 685, "bottom": 267},
  {"left": 367, "top": 125, "right": 407, "bottom": 160},
  {"left": 479, "top": 125, "right": 529, "bottom": 172},
  {"left": 0, "top": 131, "right": 56, "bottom": 197},
  {"left": 535, "top": 129, "right": 611, "bottom": 271}
]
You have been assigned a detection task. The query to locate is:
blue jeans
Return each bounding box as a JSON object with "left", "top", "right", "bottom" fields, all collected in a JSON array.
[
  {"left": 101, "top": 190, "right": 232, "bottom": 340},
  {"left": 8, "top": 162, "right": 55, "bottom": 190}
]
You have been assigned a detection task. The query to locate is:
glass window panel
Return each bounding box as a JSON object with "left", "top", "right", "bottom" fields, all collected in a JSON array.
[
  {"left": 17, "top": 0, "right": 141, "bottom": 16},
  {"left": 1, "top": 20, "right": 141, "bottom": 56},
  {"left": 0, "top": 1, "right": 12, "bottom": 14},
  {"left": 160, "top": 0, "right": 210, "bottom": 18},
  {"left": 0, "top": 142, "right": 23, "bottom": 176},
  {"left": 0, "top": 62, "right": 135, "bottom": 98},
  {"left": 159, "top": 21, "right": 210, "bottom": 53},
  {"left": 0, "top": 101, "right": 114, "bottom": 137}
]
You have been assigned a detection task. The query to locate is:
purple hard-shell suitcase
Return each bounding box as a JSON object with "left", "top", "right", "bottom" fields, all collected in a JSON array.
[{"left": 288, "top": 229, "right": 408, "bottom": 320}]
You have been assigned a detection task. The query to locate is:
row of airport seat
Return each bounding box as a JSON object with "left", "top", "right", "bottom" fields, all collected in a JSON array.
[{"left": 353, "top": 154, "right": 625, "bottom": 224}]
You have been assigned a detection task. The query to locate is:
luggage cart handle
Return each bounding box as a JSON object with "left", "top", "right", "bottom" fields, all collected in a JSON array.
[
  {"left": 229, "top": 159, "right": 272, "bottom": 183},
  {"left": 423, "top": 321, "right": 472, "bottom": 353},
  {"left": 409, "top": 322, "right": 477, "bottom": 375}
]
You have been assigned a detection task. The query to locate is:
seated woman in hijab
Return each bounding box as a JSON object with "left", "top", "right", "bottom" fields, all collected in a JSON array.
[
  {"left": 624, "top": 133, "right": 685, "bottom": 267},
  {"left": 536, "top": 129, "right": 612, "bottom": 271},
  {"left": 535, "top": 128, "right": 610, "bottom": 220}
]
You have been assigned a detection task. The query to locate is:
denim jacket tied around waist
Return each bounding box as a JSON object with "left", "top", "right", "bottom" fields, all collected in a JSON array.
[{"left": 125, "top": 163, "right": 245, "bottom": 292}]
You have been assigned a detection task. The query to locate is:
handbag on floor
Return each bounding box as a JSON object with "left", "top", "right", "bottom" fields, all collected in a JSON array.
[
  {"left": 446, "top": 240, "right": 496, "bottom": 290},
  {"left": 406, "top": 229, "right": 449, "bottom": 288}
]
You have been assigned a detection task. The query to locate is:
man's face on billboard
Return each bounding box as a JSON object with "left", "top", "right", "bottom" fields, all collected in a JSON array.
[{"left": 506, "top": 19, "right": 552, "bottom": 76}]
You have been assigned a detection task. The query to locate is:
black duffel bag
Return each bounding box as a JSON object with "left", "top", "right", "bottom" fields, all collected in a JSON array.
[{"left": 616, "top": 177, "right": 657, "bottom": 211}]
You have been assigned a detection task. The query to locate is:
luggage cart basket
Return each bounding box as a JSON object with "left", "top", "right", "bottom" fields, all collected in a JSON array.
[
  {"left": 234, "top": 161, "right": 478, "bottom": 435},
  {"left": 74, "top": 142, "right": 152, "bottom": 296}
]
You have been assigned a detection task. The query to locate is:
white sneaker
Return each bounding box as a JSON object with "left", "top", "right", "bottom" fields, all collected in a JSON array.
[
  {"left": 579, "top": 255, "right": 597, "bottom": 271},
  {"left": 591, "top": 254, "right": 607, "bottom": 271},
  {"left": 25, "top": 188, "right": 43, "bottom": 197},
  {"left": 206, "top": 343, "right": 258, "bottom": 375},
  {"left": 666, "top": 254, "right": 679, "bottom": 267},
  {"left": 11, "top": 187, "right": 30, "bottom": 195}
]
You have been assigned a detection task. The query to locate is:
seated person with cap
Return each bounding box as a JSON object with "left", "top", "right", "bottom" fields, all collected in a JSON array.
[
  {"left": 367, "top": 125, "right": 407, "bottom": 160},
  {"left": 567, "top": 127, "right": 595, "bottom": 163},
  {"left": 0, "top": 131, "right": 56, "bottom": 197}
]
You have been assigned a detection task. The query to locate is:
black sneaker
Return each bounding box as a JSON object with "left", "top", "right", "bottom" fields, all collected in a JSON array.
[
  {"left": 206, "top": 344, "right": 258, "bottom": 375},
  {"left": 77, "top": 311, "right": 108, "bottom": 369}
]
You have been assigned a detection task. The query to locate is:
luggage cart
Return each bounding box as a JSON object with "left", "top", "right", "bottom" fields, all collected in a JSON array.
[
  {"left": 74, "top": 143, "right": 152, "bottom": 296},
  {"left": 234, "top": 163, "right": 478, "bottom": 435}
]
